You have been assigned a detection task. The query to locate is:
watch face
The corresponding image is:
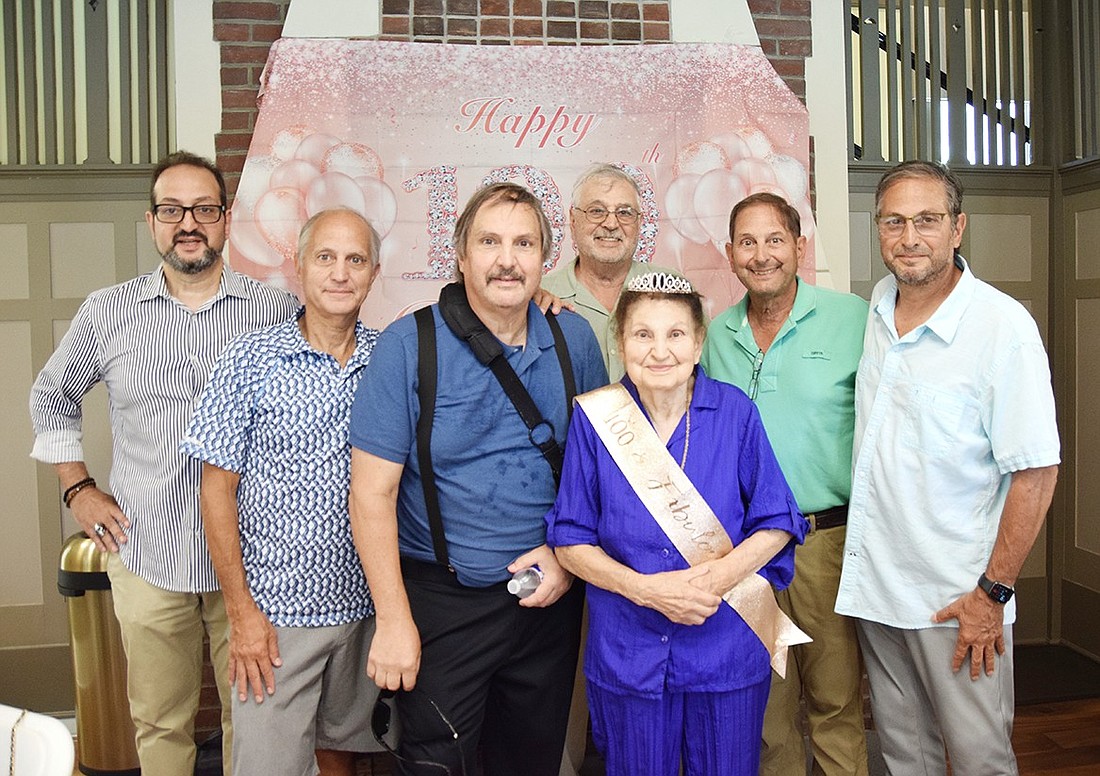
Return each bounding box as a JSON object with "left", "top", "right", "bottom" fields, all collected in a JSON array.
[{"left": 989, "top": 582, "right": 1014, "bottom": 604}]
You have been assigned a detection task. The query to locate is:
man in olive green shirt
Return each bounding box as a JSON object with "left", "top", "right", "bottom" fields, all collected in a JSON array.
[
  {"left": 700, "top": 192, "right": 869, "bottom": 776},
  {"left": 542, "top": 163, "right": 679, "bottom": 381}
]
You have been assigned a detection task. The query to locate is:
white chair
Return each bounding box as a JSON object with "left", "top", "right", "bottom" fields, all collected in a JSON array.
[{"left": 0, "top": 703, "right": 75, "bottom": 776}]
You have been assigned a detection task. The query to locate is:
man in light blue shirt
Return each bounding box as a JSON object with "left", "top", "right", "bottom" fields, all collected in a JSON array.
[{"left": 836, "top": 161, "right": 1059, "bottom": 776}]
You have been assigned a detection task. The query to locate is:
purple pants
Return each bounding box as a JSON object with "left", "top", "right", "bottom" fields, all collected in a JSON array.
[{"left": 588, "top": 677, "right": 771, "bottom": 776}]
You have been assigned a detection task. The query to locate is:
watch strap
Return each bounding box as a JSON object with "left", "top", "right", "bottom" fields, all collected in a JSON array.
[{"left": 978, "top": 572, "right": 1015, "bottom": 604}]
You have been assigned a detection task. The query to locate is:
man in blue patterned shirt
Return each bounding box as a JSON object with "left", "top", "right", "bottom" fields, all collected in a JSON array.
[{"left": 182, "top": 208, "right": 383, "bottom": 776}]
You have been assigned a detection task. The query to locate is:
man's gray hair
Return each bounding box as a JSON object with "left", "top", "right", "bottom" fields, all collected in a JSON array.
[
  {"left": 296, "top": 208, "right": 382, "bottom": 268},
  {"left": 875, "top": 160, "right": 964, "bottom": 221},
  {"left": 571, "top": 163, "right": 641, "bottom": 208}
]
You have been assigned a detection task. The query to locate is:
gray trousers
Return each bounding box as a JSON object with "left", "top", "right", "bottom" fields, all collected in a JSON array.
[{"left": 856, "top": 619, "right": 1017, "bottom": 776}]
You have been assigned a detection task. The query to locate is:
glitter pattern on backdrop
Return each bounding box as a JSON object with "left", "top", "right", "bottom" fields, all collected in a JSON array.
[{"left": 231, "top": 40, "right": 813, "bottom": 327}]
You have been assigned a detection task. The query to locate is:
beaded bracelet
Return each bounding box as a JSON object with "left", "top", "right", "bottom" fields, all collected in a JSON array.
[{"left": 63, "top": 477, "right": 96, "bottom": 507}]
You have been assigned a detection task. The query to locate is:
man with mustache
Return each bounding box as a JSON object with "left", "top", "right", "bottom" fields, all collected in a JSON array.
[
  {"left": 30, "top": 151, "right": 298, "bottom": 775},
  {"left": 349, "top": 182, "right": 607, "bottom": 775},
  {"left": 542, "top": 163, "right": 680, "bottom": 381}
]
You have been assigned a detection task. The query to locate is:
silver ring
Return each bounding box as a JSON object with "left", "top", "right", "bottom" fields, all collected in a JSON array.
[{"left": 93, "top": 523, "right": 107, "bottom": 538}]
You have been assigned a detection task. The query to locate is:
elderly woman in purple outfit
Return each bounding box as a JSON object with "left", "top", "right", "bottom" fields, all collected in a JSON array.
[{"left": 545, "top": 271, "right": 806, "bottom": 776}]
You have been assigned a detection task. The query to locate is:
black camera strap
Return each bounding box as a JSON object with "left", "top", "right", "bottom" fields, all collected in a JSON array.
[{"left": 414, "top": 283, "right": 576, "bottom": 568}]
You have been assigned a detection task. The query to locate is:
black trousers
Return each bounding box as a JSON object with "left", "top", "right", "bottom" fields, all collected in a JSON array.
[{"left": 395, "top": 557, "right": 585, "bottom": 776}]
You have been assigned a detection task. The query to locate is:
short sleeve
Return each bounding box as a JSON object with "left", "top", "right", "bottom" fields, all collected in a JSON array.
[
  {"left": 986, "top": 337, "right": 1060, "bottom": 474},
  {"left": 349, "top": 323, "right": 418, "bottom": 463},
  {"left": 559, "top": 311, "right": 609, "bottom": 394}
]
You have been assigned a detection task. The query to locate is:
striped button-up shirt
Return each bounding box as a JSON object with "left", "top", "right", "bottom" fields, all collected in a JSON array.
[{"left": 30, "top": 264, "right": 298, "bottom": 593}]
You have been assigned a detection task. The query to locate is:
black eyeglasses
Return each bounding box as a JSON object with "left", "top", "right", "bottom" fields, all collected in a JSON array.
[
  {"left": 371, "top": 688, "right": 466, "bottom": 775},
  {"left": 572, "top": 205, "right": 641, "bottom": 224},
  {"left": 152, "top": 204, "right": 226, "bottom": 224}
]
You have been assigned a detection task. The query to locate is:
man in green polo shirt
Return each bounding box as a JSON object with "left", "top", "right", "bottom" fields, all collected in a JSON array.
[
  {"left": 542, "top": 163, "right": 679, "bottom": 381},
  {"left": 700, "top": 192, "right": 869, "bottom": 776}
]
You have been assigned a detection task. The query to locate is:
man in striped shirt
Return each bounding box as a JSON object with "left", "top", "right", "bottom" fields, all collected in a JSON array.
[{"left": 30, "top": 151, "right": 298, "bottom": 776}]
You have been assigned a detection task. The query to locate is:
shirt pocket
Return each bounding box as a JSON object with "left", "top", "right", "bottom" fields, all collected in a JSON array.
[{"left": 900, "top": 384, "right": 969, "bottom": 458}]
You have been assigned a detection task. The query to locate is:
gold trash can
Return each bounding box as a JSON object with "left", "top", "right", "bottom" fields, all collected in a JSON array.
[{"left": 58, "top": 533, "right": 140, "bottom": 775}]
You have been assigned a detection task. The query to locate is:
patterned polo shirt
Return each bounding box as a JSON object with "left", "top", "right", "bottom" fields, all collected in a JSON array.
[{"left": 181, "top": 312, "right": 378, "bottom": 627}]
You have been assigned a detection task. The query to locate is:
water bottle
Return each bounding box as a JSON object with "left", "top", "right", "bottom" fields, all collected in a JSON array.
[{"left": 507, "top": 566, "right": 544, "bottom": 599}]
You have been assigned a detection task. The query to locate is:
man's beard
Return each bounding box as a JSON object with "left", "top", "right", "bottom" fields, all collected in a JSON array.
[{"left": 162, "top": 233, "right": 220, "bottom": 275}]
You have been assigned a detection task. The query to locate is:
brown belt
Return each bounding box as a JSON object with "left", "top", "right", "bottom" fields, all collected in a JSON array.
[{"left": 805, "top": 504, "right": 848, "bottom": 532}]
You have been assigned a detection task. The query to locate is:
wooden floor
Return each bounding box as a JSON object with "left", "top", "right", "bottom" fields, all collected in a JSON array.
[
  {"left": 70, "top": 697, "right": 1100, "bottom": 774},
  {"left": 349, "top": 697, "right": 1100, "bottom": 775},
  {"left": 1013, "top": 697, "right": 1100, "bottom": 775}
]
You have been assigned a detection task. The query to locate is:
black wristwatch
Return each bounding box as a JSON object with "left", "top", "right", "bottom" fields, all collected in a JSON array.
[{"left": 978, "top": 573, "right": 1014, "bottom": 604}]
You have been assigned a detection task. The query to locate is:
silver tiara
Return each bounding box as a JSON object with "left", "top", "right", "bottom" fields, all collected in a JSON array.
[{"left": 626, "top": 271, "right": 694, "bottom": 295}]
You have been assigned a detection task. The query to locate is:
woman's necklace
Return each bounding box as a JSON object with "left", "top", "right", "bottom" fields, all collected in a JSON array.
[{"left": 679, "top": 406, "right": 691, "bottom": 470}]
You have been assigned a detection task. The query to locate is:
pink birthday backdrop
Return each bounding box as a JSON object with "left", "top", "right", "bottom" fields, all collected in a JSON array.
[{"left": 231, "top": 40, "right": 814, "bottom": 327}]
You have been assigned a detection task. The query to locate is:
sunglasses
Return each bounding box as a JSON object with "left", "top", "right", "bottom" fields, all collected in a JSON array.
[{"left": 371, "top": 688, "right": 467, "bottom": 776}]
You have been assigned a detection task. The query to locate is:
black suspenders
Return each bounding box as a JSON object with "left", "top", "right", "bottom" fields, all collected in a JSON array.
[{"left": 413, "top": 289, "right": 576, "bottom": 569}]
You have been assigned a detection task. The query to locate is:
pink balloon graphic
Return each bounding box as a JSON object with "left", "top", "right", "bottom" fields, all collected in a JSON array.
[
  {"left": 270, "top": 158, "right": 322, "bottom": 191},
  {"left": 294, "top": 133, "right": 342, "bottom": 166},
  {"left": 768, "top": 153, "right": 809, "bottom": 201},
  {"left": 229, "top": 215, "right": 284, "bottom": 268},
  {"left": 235, "top": 154, "right": 276, "bottom": 212},
  {"left": 270, "top": 124, "right": 312, "bottom": 162},
  {"left": 731, "top": 158, "right": 778, "bottom": 191},
  {"left": 736, "top": 127, "right": 775, "bottom": 158},
  {"left": 305, "top": 171, "right": 368, "bottom": 218},
  {"left": 255, "top": 187, "right": 308, "bottom": 261},
  {"left": 694, "top": 168, "right": 748, "bottom": 246},
  {"left": 323, "top": 143, "right": 384, "bottom": 181},
  {"left": 672, "top": 141, "right": 730, "bottom": 178},
  {"left": 664, "top": 174, "right": 710, "bottom": 245},
  {"left": 711, "top": 131, "right": 753, "bottom": 167},
  {"left": 354, "top": 175, "right": 398, "bottom": 237},
  {"left": 748, "top": 181, "right": 791, "bottom": 199}
]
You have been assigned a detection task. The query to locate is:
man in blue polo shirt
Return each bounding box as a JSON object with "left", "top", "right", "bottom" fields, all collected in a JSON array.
[
  {"left": 182, "top": 208, "right": 383, "bottom": 775},
  {"left": 349, "top": 182, "right": 607, "bottom": 776}
]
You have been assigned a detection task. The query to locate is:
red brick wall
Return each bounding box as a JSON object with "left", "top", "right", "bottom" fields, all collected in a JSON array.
[
  {"left": 379, "top": 0, "right": 670, "bottom": 44},
  {"left": 212, "top": 0, "right": 812, "bottom": 199},
  {"left": 747, "top": 0, "right": 811, "bottom": 102}
]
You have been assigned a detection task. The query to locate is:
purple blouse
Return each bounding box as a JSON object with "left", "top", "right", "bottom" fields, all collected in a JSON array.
[{"left": 546, "top": 368, "right": 805, "bottom": 696}]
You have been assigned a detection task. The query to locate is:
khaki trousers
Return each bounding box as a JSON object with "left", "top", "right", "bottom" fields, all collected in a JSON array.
[
  {"left": 107, "top": 554, "right": 233, "bottom": 776},
  {"left": 761, "top": 526, "right": 868, "bottom": 776}
]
